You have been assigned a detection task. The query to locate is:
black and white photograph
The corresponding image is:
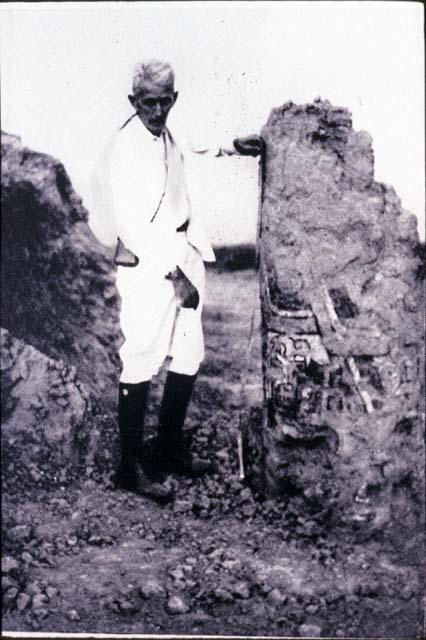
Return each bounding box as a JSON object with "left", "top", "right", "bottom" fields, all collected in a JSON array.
[{"left": 1, "top": 1, "right": 424, "bottom": 638}]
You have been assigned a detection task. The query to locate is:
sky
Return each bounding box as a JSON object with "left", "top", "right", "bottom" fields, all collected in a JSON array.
[{"left": 1, "top": 1, "right": 424, "bottom": 243}]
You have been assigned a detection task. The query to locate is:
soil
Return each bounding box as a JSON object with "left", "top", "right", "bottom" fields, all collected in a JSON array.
[{"left": 2, "top": 270, "right": 424, "bottom": 638}]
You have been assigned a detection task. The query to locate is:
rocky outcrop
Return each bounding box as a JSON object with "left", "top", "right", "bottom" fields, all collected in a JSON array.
[
  {"left": 1, "top": 328, "right": 91, "bottom": 464},
  {"left": 1, "top": 132, "right": 121, "bottom": 401},
  {"left": 251, "top": 99, "right": 425, "bottom": 528},
  {"left": 1, "top": 132, "right": 121, "bottom": 483}
]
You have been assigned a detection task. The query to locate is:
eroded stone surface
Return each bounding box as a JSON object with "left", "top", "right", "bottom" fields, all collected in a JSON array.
[
  {"left": 254, "top": 99, "right": 425, "bottom": 524},
  {"left": 1, "top": 132, "right": 122, "bottom": 489},
  {"left": 1, "top": 131, "right": 121, "bottom": 401},
  {"left": 1, "top": 328, "right": 92, "bottom": 468}
]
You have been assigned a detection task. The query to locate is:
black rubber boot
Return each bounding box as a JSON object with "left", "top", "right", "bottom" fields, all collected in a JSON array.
[
  {"left": 115, "top": 382, "right": 174, "bottom": 503},
  {"left": 156, "top": 372, "right": 211, "bottom": 477}
]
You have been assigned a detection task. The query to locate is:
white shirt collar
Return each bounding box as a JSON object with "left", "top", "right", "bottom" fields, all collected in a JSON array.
[{"left": 126, "top": 115, "right": 165, "bottom": 144}]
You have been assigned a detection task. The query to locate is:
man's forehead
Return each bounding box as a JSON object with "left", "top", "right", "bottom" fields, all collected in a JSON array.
[{"left": 136, "top": 81, "right": 175, "bottom": 98}]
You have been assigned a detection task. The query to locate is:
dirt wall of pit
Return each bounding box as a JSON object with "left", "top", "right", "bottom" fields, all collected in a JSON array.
[
  {"left": 1, "top": 132, "right": 121, "bottom": 400},
  {"left": 1, "top": 132, "right": 122, "bottom": 487}
]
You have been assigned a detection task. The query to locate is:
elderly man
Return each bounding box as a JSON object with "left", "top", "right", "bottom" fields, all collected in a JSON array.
[{"left": 90, "top": 59, "right": 261, "bottom": 502}]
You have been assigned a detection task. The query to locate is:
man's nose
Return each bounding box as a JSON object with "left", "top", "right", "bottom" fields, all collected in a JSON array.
[{"left": 154, "top": 102, "right": 162, "bottom": 116}]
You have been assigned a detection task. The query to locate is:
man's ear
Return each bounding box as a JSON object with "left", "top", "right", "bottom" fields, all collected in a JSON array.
[{"left": 128, "top": 94, "right": 136, "bottom": 109}]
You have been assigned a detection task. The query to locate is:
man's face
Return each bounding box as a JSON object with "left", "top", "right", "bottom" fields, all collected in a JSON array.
[{"left": 129, "top": 82, "right": 178, "bottom": 136}]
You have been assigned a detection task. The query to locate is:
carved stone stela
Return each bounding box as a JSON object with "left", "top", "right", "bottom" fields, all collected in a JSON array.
[{"left": 254, "top": 100, "right": 424, "bottom": 525}]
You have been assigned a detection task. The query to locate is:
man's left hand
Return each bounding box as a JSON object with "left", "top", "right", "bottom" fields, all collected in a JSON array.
[
  {"left": 166, "top": 267, "right": 200, "bottom": 310},
  {"left": 233, "top": 135, "right": 263, "bottom": 157}
]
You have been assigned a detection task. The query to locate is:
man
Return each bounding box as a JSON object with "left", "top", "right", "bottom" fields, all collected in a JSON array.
[{"left": 90, "top": 59, "right": 261, "bottom": 502}]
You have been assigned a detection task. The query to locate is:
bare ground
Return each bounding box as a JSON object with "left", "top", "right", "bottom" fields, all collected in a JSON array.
[{"left": 2, "top": 269, "right": 424, "bottom": 638}]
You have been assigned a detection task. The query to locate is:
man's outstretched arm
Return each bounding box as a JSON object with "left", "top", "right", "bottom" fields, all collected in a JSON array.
[
  {"left": 176, "top": 134, "right": 263, "bottom": 308},
  {"left": 190, "top": 134, "right": 263, "bottom": 158}
]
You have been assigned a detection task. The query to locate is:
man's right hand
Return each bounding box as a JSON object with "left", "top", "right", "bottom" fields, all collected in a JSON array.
[
  {"left": 114, "top": 238, "right": 139, "bottom": 267},
  {"left": 233, "top": 135, "right": 263, "bottom": 156},
  {"left": 166, "top": 266, "right": 200, "bottom": 310}
]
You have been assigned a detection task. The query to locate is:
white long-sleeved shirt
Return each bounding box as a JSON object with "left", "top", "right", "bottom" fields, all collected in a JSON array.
[{"left": 89, "top": 115, "right": 236, "bottom": 275}]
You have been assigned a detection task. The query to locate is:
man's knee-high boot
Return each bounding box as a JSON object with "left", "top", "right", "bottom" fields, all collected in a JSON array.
[
  {"left": 115, "top": 382, "right": 173, "bottom": 502},
  {"left": 157, "top": 371, "right": 211, "bottom": 476},
  {"left": 116, "top": 382, "right": 148, "bottom": 487}
]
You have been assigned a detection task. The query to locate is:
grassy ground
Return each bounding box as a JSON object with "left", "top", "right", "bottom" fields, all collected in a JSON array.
[{"left": 2, "top": 268, "right": 424, "bottom": 638}]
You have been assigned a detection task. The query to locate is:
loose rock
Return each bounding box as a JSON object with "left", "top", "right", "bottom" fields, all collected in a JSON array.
[
  {"left": 46, "top": 586, "right": 59, "bottom": 600},
  {"left": 10, "top": 525, "right": 32, "bottom": 543},
  {"left": 400, "top": 585, "right": 413, "bottom": 601},
  {"left": 222, "top": 559, "right": 241, "bottom": 570},
  {"left": 174, "top": 500, "right": 193, "bottom": 514},
  {"left": 118, "top": 599, "right": 138, "bottom": 614},
  {"left": 2, "top": 576, "right": 18, "bottom": 591},
  {"left": 2, "top": 556, "right": 19, "bottom": 574},
  {"left": 232, "top": 581, "right": 250, "bottom": 599},
  {"left": 267, "top": 587, "right": 287, "bottom": 606},
  {"left": 21, "top": 552, "right": 33, "bottom": 564},
  {"left": 305, "top": 603, "right": 319, "bottom": 615},
  {"left": 16, "top": 592, "right": 32, "bottom": 611},
  {"left": 139, "top": 578, "right": 165, "bottom": 599},
  {"left": 212, "top": 587, "right": 234, "bottom": 603},
  {"left": 169, "top": 568, "right": 185, "bottom": 581},
  {"left": 32, "top": 593, "right": 49, "bottom": 609},
  {"left": 66, "top": 609, "right": 81, "bottom": 621},
  {"left": 3, "top": 586, "right": 19, "bottom": 606},
  {"left": 192, "top": 608, "right": 211, "bottom": 624},
  {"left": 299, "top": 623, "right": 322, "bottom": 637},
  {"left": 66, "top": 536, "right": 78, "bottom": 547},
  {"left": 25, "top": 581, "right": 42, "bottom": 596},
  {"left": 166, "top": 595, "right": 190, "bottom": 614}
]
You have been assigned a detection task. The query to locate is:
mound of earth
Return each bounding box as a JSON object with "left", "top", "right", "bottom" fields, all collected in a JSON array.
[
  {"left": 0, "top": 328, "right": 97, "bottom": 495},
  {"left": 1, "top": 131, "right": 121, "bottom": 402},
  {"left": 1, "top": 131, "right": 122, "bottom": 490}
]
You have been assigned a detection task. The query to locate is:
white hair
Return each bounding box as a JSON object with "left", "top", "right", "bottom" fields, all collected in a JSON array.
[{"left": 132, "top": 59, "right": 175, "bottom": 94}]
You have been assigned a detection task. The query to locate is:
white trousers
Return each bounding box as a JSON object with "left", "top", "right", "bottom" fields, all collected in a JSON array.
[{"left": 116, "top": 240, "right": 205, "bottom": 383}]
